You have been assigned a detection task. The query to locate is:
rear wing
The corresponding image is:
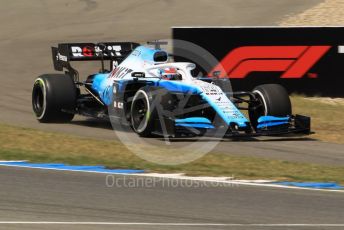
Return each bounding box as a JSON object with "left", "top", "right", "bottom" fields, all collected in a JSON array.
[{"left": 52, "top": 42, "right": 140, "bottom": 72}]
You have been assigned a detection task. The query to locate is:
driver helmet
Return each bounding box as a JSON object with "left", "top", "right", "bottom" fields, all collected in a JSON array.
[{"left": 159, "top": 68, "right": 181, "bottom": 80}]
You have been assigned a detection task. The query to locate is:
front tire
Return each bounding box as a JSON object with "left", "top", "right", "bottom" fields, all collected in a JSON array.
[
  {"left": 249, "top": 84, "right": 292, "bottom": 129},
  {"left": 130, "top": 87, "right": 156, "bottom": 137},
  {"left": 130, "top": 86, "right": 172, "bottom": 137},
  {"left": 32, "top": 74, "right": 76, "bottom": 123}
]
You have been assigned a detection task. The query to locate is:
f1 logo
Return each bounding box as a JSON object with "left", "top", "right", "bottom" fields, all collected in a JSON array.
[{"left": 211, "top": 46, "right": 331, "bottom": 78}]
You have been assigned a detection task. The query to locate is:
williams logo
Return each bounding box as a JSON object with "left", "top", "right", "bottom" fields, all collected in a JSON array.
[{"left": 211, "top": 46, "right": 331, "bottom": 78}]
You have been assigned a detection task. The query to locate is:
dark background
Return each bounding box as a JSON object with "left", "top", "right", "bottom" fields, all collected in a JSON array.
[{"left": 173, "top": 27, "right": 344, "bottom": 97}]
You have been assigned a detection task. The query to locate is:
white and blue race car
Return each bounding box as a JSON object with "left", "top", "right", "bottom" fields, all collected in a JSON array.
[{"left": 32, "top": 41, "right": 310, "bottom": 137}]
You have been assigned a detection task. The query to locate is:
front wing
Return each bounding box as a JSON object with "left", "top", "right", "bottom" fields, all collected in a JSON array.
[{"left": 151, "top": 114, "right": 311, "bottom": 138}]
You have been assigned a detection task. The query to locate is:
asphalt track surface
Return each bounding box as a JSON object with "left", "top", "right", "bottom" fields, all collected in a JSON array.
[
  {"left": 1, "top": 1, "right": 344, "bottom": 229},
  {"left": 0, "top": 166, "right": 343, "bottom": 230}
]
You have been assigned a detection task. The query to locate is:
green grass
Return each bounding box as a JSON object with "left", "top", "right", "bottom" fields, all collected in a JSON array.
[
  {"left": 291, "top": 95, "right": 344, "bottom": 144},
  {"left": 1, "top": 123, "right": 344, "bottom": 183}
]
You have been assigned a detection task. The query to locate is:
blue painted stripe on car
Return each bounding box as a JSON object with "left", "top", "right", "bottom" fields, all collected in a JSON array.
[
  {"left": 257, "top": 115, "right": 290, "bottom": 123},
  {"left": 0, "top": 161, "right": 144, "bottom": 174},
  {"left": 157, "top": 80, "right": 201, "bottom": 94},
  {"left": 257, "top": 115, "right": 290, "bottom": 129},
  {"left": 257, "top": 121, "right": 289, "bottom": 129},
  {"left": 175, "top": 117, "right": 212, "bottom": 124}
]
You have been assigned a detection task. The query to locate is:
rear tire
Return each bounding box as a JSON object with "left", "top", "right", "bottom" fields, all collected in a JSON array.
[
  {"left": 32, "top": 74, "right": 76, "bottom": 123},
  {"left": 249, "top": 84, "right": 291, "bottom": 129}
]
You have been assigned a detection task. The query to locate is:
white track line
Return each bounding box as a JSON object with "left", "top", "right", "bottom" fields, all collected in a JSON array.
[
  {"left": 0, "top": 163, "right": 343, "bottom": 193},
  {"left": 131, "top": 173, "right": 344, "bottom": 193},
  {"left": 0, "top": 222, "right": 343, "bottom": 227}
]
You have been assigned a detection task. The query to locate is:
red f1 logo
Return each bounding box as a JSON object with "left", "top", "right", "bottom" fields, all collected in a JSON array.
[{"left": 211, "top": 46, "right": 331, "bottom": 78}]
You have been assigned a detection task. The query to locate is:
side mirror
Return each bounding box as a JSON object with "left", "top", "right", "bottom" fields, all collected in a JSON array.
[{"left": 131, "top": 72, "right": 145, "bottom": 78}]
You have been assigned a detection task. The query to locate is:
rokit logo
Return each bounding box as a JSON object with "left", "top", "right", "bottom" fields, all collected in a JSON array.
[
  {"left": 71, "top": 45, "right": 122, "bottom": 57},
  {"left": 108, "top": 66, "right": 133, "bottom": 79},
  {"left": 211, "top": 46, "right": 331, "bottom": 78}
]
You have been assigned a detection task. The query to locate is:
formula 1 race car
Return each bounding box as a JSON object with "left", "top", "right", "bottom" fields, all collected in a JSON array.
[{"left": 32, "top": 41, "right": 311, "bottom": 137}]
